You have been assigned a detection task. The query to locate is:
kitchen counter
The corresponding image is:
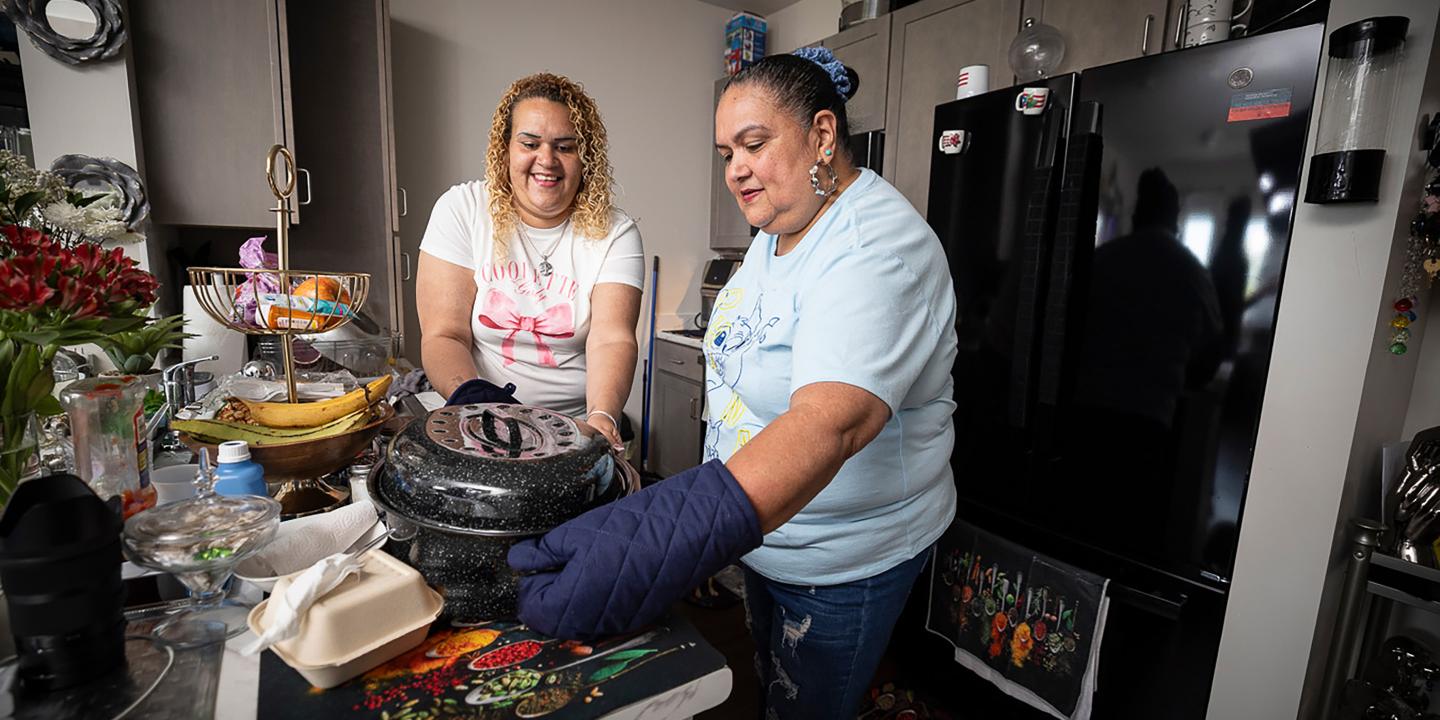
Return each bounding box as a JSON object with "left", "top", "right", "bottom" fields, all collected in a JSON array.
[
  {"left": 217, "top": 583, "right": 731, "bottom": 719},
  {"left": 656, "top": 330, "right": 705, "bottom": 351}
]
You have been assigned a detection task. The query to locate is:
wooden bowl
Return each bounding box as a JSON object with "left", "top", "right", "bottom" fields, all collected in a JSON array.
[{"left": 180, "top": 402, "right": 395, "bottom": 483}]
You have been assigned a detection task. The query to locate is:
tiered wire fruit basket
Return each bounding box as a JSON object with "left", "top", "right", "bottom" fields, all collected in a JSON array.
[{"left": 184, "top": 145, "right": 390, "bottom": 517}]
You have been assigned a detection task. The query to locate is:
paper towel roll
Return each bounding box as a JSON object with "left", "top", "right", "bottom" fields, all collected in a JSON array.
[{"left": 183, "top": 285, "right": 246, "bottom": 377}]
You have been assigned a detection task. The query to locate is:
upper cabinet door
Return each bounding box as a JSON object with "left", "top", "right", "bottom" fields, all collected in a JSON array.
[
  {"left": 285, "top": 0, "right": 400, "bottom": 338},
  {"left": 1032, "top": 0, "right": 1173, "bottom": 75},
  {"left": 821, "top": 16, "right": 891, "bottom": 134},
  {"left": 885, "top": 0, "right": 1024, "bottom": 214},
  {"left": 130, "top": 0, "right": 296, "bottom": 228}
]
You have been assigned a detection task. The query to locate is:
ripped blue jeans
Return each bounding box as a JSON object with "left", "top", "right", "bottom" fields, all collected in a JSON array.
[{"left": 741, "top": 547, "right": 932, "bottom": 720}]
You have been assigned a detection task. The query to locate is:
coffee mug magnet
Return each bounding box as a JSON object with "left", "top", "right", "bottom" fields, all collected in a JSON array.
[{"left": 1015, "top": 87, "right": 1050, "bottom": 115}]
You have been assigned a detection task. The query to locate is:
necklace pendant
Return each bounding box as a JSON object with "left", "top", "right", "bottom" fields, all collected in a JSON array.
[{"left": 538, "top": 259, "right": 553, "bottom": 277}]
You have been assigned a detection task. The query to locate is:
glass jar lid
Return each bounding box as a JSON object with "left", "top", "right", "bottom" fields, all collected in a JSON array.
[{"left": 122, "top": 460, "right": 279, "bottom": 570}]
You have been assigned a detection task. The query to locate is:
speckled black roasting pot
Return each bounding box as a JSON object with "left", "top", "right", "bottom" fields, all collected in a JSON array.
[{"left": 370, "top": 403, "right": 636, "bottom": 621}]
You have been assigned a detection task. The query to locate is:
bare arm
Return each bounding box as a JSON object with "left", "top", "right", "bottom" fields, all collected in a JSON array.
[
  {"left": 416, "top": 251, "right": 480, "bottom": 397},
  {"left": 725, "top": 382, "right": 891, "bottom": 533},
  {"left": 584, "top": 282, "right": 642, "bottom": 447}
]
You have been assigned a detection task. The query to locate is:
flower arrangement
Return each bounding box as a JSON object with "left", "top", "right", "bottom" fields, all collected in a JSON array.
[
  {"left": 0, "top": 151, "right": 141, "bottom": 246},
  {"left": 0, "top": 224, "right": 157, "bottom": 504}
]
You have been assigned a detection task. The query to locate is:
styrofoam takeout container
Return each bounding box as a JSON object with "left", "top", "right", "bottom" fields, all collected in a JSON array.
[{"left": 246, "top": 550, "right": 442, "bottom": 688}]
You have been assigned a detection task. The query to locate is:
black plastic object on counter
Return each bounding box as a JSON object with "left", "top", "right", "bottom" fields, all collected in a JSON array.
[
  {"left": 0, "top": 474, "right": 125, "bottom": 692},
  {"left": 371, "top": 403, "right": 637, "bottom": 620}
]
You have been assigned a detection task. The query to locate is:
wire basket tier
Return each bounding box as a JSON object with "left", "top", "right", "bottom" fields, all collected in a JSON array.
[{"left": 186, "top": 266, "right": 370, "bottom": 336}]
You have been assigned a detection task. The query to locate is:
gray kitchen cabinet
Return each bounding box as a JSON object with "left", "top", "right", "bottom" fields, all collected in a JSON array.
[
  {"left": 285, "top": 0, "right": 404, "bottom": 345},
  {"left": 820, "top": 15, "right": 891, "bottom": 134},
  {"left": 884, "top": 0, "right": 1025, "bottom": 214},
  {"left": 650, "top": 338, "right": 706, "bottom": 478},
  {"left": 1024, "top": 0, "right": 1173, "bottom": 75},
  {"left": 710, "top": 76, "right": 756, "bottom": 253},
  {"left": 132, "top": 0, "right": 406, "bottom": 342},
  {"left": 129, "top": 0, "right": 297, "bottom": 228}
]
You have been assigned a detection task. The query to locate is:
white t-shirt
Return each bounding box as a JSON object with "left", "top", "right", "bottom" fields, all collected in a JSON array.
[{"left": 419, "top": 180, "right": 644, "bottom": 416}]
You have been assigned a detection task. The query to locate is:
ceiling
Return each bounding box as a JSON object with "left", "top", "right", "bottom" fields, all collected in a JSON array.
[{"left": 695, "top": 0, "right": 806, "bottom": 17}]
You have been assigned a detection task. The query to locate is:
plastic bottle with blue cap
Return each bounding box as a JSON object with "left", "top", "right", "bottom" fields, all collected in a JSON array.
[{"left": 212, "top": 440, "right": 268, "bottom": 497}]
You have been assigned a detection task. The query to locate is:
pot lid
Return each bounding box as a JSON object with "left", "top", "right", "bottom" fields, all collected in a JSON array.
[{"left": 376, "top": 404, "right": 619, "bottom": 535}]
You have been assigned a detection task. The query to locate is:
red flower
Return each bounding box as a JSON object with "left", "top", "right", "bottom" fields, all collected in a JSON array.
[{"left": 2, "top": 224, "right": 47, "bottom": 252}]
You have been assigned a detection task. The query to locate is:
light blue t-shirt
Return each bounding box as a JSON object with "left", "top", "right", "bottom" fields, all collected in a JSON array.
[{"left": 702, "top": 168, "right": 958, "bottom": 586}]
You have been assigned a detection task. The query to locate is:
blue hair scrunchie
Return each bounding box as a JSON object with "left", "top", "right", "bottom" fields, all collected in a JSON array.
[{"left": 791, "top": 46, "right": 852, "bottom": 99}]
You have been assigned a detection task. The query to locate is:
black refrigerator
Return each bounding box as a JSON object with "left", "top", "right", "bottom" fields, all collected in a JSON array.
[{"left": 918, "top": 24, "right": 1324, "bottom": 718}]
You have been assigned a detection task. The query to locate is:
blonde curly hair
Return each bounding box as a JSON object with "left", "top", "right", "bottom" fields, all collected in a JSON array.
[{"left": 486, "top": 73, "right": 614, "bottom": 262}]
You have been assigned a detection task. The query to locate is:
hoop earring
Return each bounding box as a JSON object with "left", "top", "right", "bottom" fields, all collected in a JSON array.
[{"left": 809, "top": 160, "right": 839, "bottom": 198}]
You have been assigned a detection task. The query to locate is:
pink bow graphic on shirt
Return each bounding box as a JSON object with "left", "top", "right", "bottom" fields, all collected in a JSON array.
[{"left": 477, "top": 289, "right": 574, "bottom": 367}]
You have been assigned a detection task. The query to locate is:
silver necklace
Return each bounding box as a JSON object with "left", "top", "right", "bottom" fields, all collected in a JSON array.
[{"left": 516, "top": 217, "right": 570, "bottom": 277}]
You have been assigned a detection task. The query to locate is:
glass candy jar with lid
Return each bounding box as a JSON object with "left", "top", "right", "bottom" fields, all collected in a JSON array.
[{"left": 122, "top": 449, "right": 280, "bottom": 644}]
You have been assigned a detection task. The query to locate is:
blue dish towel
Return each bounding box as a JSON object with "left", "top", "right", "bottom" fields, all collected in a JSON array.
[{"left": 508, "top": 460, "right": 762, "bottom": 639}]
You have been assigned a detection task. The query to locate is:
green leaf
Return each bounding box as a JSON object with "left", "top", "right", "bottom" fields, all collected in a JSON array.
[
  {"left": 70, "top": 192, "right": 106, "bottom": 208},
  {"left": 33, "top": 394, "right": 62, "bottom": 416},
  {"left": 587, "top": 662, "right": 627, "bottom": 683},
  {"left": 12, "top": 190, "right": 46, "bottom": 218},
  {"left": 605, "top": 650, "right": 654, "bottom": 661}
]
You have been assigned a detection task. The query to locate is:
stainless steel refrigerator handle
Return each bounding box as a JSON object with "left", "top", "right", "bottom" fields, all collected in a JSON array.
[{"left": 1142, "top": 14, "right": 1154, "bottom": 54}]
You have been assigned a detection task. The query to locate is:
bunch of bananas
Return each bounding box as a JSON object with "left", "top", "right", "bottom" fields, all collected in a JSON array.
[{"left": 174, "top": 375, "right": 392, "bottom": 447}]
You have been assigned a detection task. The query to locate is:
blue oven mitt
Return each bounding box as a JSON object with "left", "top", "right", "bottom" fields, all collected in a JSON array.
[
  {"left": 446, "top": 378, "right": 519, "bottom": 406},
  {"left": 507, "top": 460, "right": 762, "bottom": 639}
]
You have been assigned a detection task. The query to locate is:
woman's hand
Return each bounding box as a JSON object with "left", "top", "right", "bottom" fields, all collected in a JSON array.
[{"left": 586, "top": 410, "right": 623, "bottom": 450}]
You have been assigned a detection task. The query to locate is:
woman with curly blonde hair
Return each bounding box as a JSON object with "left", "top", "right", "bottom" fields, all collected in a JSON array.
[{"left": 417, "top": 73, "right": 643, "bottom": 446}]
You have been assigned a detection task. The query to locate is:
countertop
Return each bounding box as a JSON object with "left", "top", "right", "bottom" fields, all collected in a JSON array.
[{"left": 656, "top": 330, "right": 704, "bottom": 351}]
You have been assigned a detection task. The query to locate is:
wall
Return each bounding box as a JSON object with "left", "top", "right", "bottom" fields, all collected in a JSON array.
[
  {"left": 389, "top": 0, "right": 733, "bottom": 421},
  {"left": 767, "top": 0, "right": 842, "bottom": 52},
  {"left": 17, "top": 1, "right": 156, "bottom": 274},
  {"left": 1207, "top": 2, "right": 1440, "bottom": 718}
]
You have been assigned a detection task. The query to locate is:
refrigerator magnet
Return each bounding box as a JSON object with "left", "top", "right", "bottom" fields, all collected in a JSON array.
[
  {"left": 938, "top": 129, "right": 969, "bottom": 155},
  {"left": 1228, "top": 87, "right": 1293, "bottom": 122}
]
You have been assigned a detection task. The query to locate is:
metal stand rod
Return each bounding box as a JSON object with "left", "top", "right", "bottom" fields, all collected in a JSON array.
[
  {"left": 1319, "top": 518, "right": 1386, "bottom": 720},
  {"left": 267, "top": 144, "right": 300, "bottom": 404}
]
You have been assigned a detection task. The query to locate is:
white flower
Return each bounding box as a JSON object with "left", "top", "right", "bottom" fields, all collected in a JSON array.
[{"left": 41, "top": 201, "right": 86, "bottom": 231}]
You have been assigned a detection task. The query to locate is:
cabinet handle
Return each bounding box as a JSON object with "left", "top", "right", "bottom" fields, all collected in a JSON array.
[
  {"left": 298, "top": 167, "right": 313, "bottom": 206},
  {"left": 689, "top": 397, "right": 699, "bottom": 420},
  {"left": 401, "top": 251, "right": 412, "bottom": 281},
  {"left": 399, "top": 186, "right": 409, "bottom": 217},
  {"left": 1174, "top": 0, "right": 1188, "bottom": 48},
  {"left": 670, "top": 358, "right": 686, "bottom": 366},
  {"left": 1141, "top": 14, "right": 1154, "bottom": 54}
]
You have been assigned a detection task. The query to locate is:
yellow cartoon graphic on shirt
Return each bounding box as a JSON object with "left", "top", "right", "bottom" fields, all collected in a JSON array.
[{"left": 703, "top": 292, "right": 779, "bottom": 461}]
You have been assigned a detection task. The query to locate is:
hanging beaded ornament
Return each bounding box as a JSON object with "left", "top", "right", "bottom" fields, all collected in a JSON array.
[
  {"left": 1389, "top": 171, "right": 1440, "bottom": 355},
  {"left": 1388, "top": 116, "right": 1440, "bottom": 356}
]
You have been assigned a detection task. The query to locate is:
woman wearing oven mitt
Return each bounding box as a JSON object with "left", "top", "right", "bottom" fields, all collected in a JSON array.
[{"left": 508, "top": 48, "right": 957, "bottom": 720}]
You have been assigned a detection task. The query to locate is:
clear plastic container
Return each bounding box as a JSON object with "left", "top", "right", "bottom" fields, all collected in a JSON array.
[
  {"left": 59, "top": 376, "right": 156, "bottom": 518},
  {"left": 1306, "top": 16, "right": 1409, "bottom": 204}
]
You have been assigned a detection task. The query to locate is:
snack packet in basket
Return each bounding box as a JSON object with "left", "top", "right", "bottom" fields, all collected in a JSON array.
[{"left": 235, "top": 236, "right": 281, "bottom": 326}]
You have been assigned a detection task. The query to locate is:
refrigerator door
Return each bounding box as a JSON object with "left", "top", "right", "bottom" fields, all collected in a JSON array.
[
  {"left": 927, "top": 74, "right": 1075, "bottom": 490},
  {"left": 1036, "top": 24, "right": 1324, "bottom": 586}
]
